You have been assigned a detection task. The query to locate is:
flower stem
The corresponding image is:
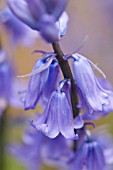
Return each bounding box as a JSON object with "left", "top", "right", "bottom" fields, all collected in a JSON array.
[{"left": 52, "top": 42, "right": 79, "bottom": 118}]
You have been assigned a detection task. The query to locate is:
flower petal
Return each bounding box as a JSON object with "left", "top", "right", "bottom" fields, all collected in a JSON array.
[
  {"left": 24, "top": 59, "right": 49, "bottom": 110},
  {"left": 31, "top": 91, "right": 59, "bottom": 138},
  {"left": 7, "top": 0, "right": 38, "bottom": 30},
  {"left": 58, "top": 91, "right": 78, "bottom": 140}
]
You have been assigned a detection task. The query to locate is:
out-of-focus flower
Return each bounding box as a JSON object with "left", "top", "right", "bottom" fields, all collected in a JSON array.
[
  {"left": 67, "top": 53, "right": 113, "bottom": 120},
  {"left": 7, "top": 0, "right": 68, "bottom": 42},
  {"left": 92, "top": 126, "right": 113, "bottom": 167},
  {"left": 68, "top": 126, "right": 113, "bottom": 170},
  {"left": 8, "top": 126, "right": 74, "bottom": 170},
  {"left": 70, "top": 139, "right": 105, "bottom": 170},
  {"left": 0, "top": 8, "right": 38, "bottom": 47},
  {"left": 8, "top": 127, "right": 44, "bottom": 170},
  {"left": 42, "top": 135, "right": 74, "bottom": 168},
  {"left": 0, "top": 49, "right": 25, "bottom": 117}
]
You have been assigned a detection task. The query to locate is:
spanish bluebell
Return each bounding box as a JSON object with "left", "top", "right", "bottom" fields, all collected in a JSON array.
[
  {"left": 7, "top": 0, "right": 68, "bottom": 42},
  {"left": 24, "top": 58, "right": 50, "bottom": 110},
  {"left": 23, "top": 53, "right": 61, "bottom": 110},
  {"left": 92, "top": 126, "right": 113, "bottom": 166},
  {"left": 30, "top": 88, "right": 78, "bottom": 139},
  {"left": 70, "top": 53, "right": 113, "bottom": 118},
  {"left": 69, "top": 137, "right": 105, "bottom": 170},
  {"left": 0, "top": 8, "right": 38, "bottom": 47}
]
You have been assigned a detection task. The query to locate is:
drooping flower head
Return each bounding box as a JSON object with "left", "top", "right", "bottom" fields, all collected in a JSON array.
[
  {"left": 22, "top": 52, "right": 61, "bottom": 110},
  {"left": 30, "top": 80, "right": 84, "bottom": 139},
  {"left": 7, "top": 0, "right": 68, "bottom": 42},
  {"left": 66, "top": 53, "right": 113, "bottom": 120},
  {"left": 69, "top": 126, "right": 113, "bottom": 170}
]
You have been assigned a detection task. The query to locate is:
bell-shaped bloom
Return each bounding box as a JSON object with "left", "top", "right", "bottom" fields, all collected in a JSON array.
[
  {"left": 24, "top": 54, "right": 61, "bottom": 110},
  {"left": 70, "top": 139, "right": 105, "bottom": 170},
  {"left": 71, "top": 53, "right": 113, "bottom": 117},
  {"left": 69, "top": 126, "right": 113, "bottom": 170},
  {"left": 0, "top": 8, "right": 38, "bottom": 47},
  {"left": 7, "top": 0, "right": 68, "bottom": 42},
  {"left": 24, "top": 59, "right": 49, "bottom": 110},
  {"left": 8, "top": 126, "right": 74, "bottom": 170},
  {"left": 30, "top": 88, "right": 79, "bottom": 139}
]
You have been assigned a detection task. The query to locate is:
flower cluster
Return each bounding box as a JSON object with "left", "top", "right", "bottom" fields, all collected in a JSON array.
[{"left": 1, "top": 0, "right": 113, "bottom": 170}]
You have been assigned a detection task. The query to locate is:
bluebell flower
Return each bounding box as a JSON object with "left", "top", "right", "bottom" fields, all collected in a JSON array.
[
  {"left": 23, "top": 53, "right": 61, "bottom": 110},
  {"left": 0, "top": 8, "right": 38, "bottom": 47},
  {"left": 68, "top": 126, "right": 113, "bottom": 170},
  {"left": 30, "top": 81, "right": 82, "bottom": 139},
  {"left": 24, "top": 58, "right": 49, "bottom": 110},
  {"left": 8, "top": 126, "right": 74, "bottom": 170},
  {"left": 70, "top": 53, "right": 113, "bottom": 119},
  {"left": 70, "top": 139, "right": 105, "bottom": 170},
  {"left": 92, "top": 126, "right": 113, "bottom": 167},
  {"left": 7, "top": 0, "right": 68, "bottom": 42}
]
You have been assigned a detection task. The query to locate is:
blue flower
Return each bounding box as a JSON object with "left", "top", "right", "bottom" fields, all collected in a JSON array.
[
  {"left": 7, "top": 0, "right": 68, "bottom": 42},
  {"left": 23, "top": 54, "right": 61, "bottom": 110},
  {"left": 0, "top": 8, "right": 38, "bottom": 47},
  {"left": 8, "top": 126, "right": 74, "bottom": 170},
  {"left": 71, "top": 53, "right": 113, "bottom": 118},
  {"left": 30, "top": 84, "right": 80, "bottom": 139},
  {"left": 70, "top": 139, "right": 105, "bottom": 170}
]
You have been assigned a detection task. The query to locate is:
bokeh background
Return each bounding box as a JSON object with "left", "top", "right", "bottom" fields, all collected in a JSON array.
[{"left": 0, "top": 0, "right": 113, "bottom": 169}]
